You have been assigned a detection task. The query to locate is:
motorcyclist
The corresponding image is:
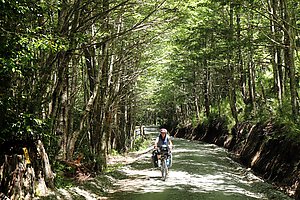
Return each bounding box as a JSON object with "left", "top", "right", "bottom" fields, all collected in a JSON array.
[{"left": 152, "top": 128, "right": 173, "bottom": 167}]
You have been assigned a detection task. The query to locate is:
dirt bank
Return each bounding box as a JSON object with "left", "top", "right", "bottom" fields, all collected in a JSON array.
[{"left": 170, "top": 119, "right": 300, "bottom": 200}]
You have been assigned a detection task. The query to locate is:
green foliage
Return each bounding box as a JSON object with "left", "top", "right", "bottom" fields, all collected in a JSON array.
[
  {"left": 1, "top": 0, "right": 300, "bottom": 186},
  {"left": 266, "top": 100, "right": 300, "bottom": 140},
  {"left": 109, "top": 149, "right": 120, "bottom": 157},
  {"left": 0, "top": 111, "right": 59, "bottom": 163},
  {"left": 105, "top": 163, "right": 126, "bottom": 175},
  {"left": 1, "top": 0, "right": 60, "bottom": 154},
  {"left": 191, "top": 114, "right": 200, "bottom": 127},
  {"left": 131, "top": 136, "right": 151, "bottom": 151},
  {"left": 0, "top": 113, "right": 51, "bottom": 142},
  {"left": 53, "top": 161, "right": 76, "bottom": 188},
  {"left": 137, "top": 0, "right": 300, "bottom": 138}
]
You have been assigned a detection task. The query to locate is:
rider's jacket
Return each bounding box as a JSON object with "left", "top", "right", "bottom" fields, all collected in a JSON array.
[{"left": 155, "top": 134, "right": 171, "bottom": 147}]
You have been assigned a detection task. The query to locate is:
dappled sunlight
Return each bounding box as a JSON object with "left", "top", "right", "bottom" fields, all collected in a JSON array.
[
  {"left": 109, "top": 166, "right": 266, "bottom": 199},
  {"left": 108, "top": 138, "right": 291, "bottom": 200},
  {"left": 70, "top": 187, "right": 101, "bottom": 199},
  {"left": 57, "top": 188, "right": 73, "bottom": 199},
  {"left": 57, "top": 187, "right": 104, "bottom": 200},
  {"left": 172, "top": 148, "right": 204, "bottom": 153}
]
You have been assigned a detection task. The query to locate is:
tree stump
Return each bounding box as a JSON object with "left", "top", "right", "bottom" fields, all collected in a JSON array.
[{"left": 0, "top": 140, "right": 54, "bottom": 199}]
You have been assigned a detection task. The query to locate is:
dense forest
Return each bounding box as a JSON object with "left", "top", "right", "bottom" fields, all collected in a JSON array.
[
  {"left": 142, "top": 0, "right": 300, "bottom": 127},
  {"left": 0, "top": 0, "right": 300, "bottom": 199}
]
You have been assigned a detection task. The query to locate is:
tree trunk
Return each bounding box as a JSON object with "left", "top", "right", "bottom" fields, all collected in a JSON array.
[
  {"left": 269, "top": 0, "right": 284, "bottom": 107},
  {"left": 204, "top": 60, "right": 211, "bottom": 117},
  {"left": 228, "top": 1, "right": 238, "bottom": 122},
  {"left": 36, "top": 140, "right": 55, "bottom": 189},
  {"left": 281, "top": 0, "right": 298, "bottom": 118},
  {"left": 247, "top": 8, "right": 256, "bottom": 113},
  {"left": 67, "top": 43, "right": 108, "bottom": 162},
  {"left": 119, "top": 97, "right": 127, "bottom": 153},
  {"left": 0, "top": 140, "right": 54, "bottom": 199}
]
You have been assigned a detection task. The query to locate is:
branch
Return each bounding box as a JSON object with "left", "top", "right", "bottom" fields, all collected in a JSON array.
[{"left": 83, "top": 0, "right": 167, "bottom": 49}]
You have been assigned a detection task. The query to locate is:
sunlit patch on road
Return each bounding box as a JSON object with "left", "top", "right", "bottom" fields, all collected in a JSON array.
[
  {"left": 109, "top": 165, "right": 266, "bottom": 199},
  {"left": 108, "top": 135, "right": 292, "bottom": 200}
]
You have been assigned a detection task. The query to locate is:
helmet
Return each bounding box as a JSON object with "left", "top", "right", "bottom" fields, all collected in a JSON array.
[{"left": 160, "top": 128, "right": 167, "bottom": 133}]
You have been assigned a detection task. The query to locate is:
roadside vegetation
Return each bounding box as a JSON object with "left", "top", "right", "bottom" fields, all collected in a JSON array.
[{"left": 0, "top": 0, "right": 299, "bottom": 199}]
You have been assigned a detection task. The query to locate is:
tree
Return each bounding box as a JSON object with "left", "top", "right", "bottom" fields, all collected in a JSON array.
[{"left": 140, "top": 0, "right": 299, "bottom": 128}]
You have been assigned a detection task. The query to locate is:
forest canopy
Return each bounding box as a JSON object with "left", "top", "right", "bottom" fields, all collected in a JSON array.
[
  {"left": 1, "top": 0, "right": 300, "bottom": 176},
  {"left": 138, "top": 0, "right": 300, "bottom": 133}
]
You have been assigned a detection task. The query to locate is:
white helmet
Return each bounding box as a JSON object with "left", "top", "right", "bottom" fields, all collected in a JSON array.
[{"left": 160, "top": 128, "right": 167, "bottom": 133}]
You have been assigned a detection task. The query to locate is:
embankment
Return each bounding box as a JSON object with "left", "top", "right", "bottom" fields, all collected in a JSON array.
[{"left": 170, "top": 119, "right": 300, "bottom": 199}]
